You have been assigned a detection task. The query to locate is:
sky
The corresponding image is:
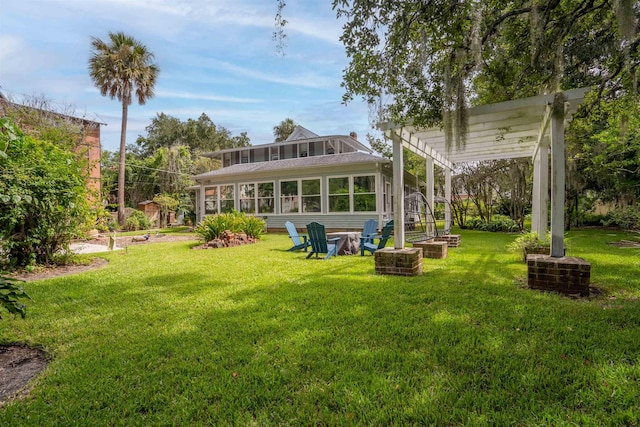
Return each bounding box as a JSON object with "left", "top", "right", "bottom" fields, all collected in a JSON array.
[{"left": 0, "top": 0, "right": 375, "bottom": 152}]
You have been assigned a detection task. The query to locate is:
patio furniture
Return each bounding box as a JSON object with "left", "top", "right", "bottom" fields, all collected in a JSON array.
[
  {"left": 360, "top": 220, "right": 394, "bottom": 256},
  {"left": 326, "top": 231, "right": 361, "bottom": 255},
  {"left": 306, "top": 222, "right": 340, "bottom": 260},
  {"left": 360, "top": 219, "right": 379, "bottom": 248},
  {"left": 285, "top": 221, "right": 310, "bottom": 252}
]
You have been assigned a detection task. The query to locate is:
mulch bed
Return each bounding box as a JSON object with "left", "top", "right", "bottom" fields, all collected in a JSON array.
[{"left": 0, "top": 344, "right": 48, "bottom": 407}]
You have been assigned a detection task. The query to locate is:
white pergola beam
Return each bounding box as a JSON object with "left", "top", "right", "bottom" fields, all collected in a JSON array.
[
  {"left": 379, "top": 88, "right": 588, "bottom": 250},
  {"left": 391, "top": 130, "right": 405, "bottom": 249},
  {"left": 550, "top": 101, "right": 565, "bottom": 257}
]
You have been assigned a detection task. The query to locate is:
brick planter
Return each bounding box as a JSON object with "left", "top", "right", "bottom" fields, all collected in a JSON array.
[
  {"left": 435, "top": 234, "right": 461, "bottom": 248},
  {"left": 374, "top": 247, "right": 423, "bottom": 276},
  {"left": 527, "top": 254, "right": 591, "bottom": 297},
  {"left": 413, "top": 241, "right": 448, "bottom": 259}
]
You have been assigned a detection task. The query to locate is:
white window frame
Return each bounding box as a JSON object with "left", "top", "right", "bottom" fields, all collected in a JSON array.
[
  {"left": 327, "top": 175, "right": 350, "bottom": 213},
  {"left": 279, "top": 177, "right": 322, "bottom": 214}
]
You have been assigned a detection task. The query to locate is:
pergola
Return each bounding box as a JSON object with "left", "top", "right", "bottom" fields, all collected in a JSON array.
[{"left": 380, "top": 87, "right": 589, "bottom": 257}]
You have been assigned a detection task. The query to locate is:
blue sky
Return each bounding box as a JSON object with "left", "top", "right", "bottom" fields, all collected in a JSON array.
[{"left": 0, "top": 0, "right": 374, "bottom": 152}]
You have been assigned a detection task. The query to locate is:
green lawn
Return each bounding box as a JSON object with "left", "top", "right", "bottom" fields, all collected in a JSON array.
[{"left": 1, "top": 229, "right": 639, "bottom": 425}]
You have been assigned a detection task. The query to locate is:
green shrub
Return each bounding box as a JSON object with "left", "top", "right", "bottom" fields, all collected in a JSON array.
[
  {"left": 465, "top": 215, "right": 519, "bottom": 232},
  {"left": 242, "top": 215, "right": 266, "bottom": 239},
  {"left": 507, "top": 231, "right": 551, "bottom": 261},
  {"left": 0, "top": 275, "right": 30, "bottom": 319},
  {"left": 0, "top": 118, "right": 91, "bottom": 269},
  {"left": 94, "top": 207, "right": 117, "bottom": 232},
  {"left": 125, "top": 210, "right": 152, "bottom": 231},
  {"left": 602, "top": 206, "right": 640, "bottom": 230},
  {"left": 195, "top": 211, "right": 265, "bottom": 241}
]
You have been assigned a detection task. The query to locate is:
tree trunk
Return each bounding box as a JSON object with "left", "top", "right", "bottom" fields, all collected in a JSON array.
[{"left": 117, "top": 102, "right": 129, "bottom": 227}]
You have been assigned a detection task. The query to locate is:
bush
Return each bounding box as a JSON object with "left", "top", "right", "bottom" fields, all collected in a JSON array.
[
  {"left": 195, "top": 211, "right": 265, "bottom": 241},
  {"left": 0, "top": 118, "right": 91, "bottom": 269},
  {"left": 602, "top": 206, "right": 640, "bottom": 230},
  {"left": 0, "top": 274, "right": 31, "bottom": 319},
  {"left": 465, "top": 215, "right": 519, "bottom": 232},
  {"left": 242, "top": 215, "right": 266, "bottom": 239},
  {"left": 94, "top": 207, "right": 117, "bottom": 232},
  {"left": 125, "top": 210, "right": 152, "bottom": 231},
  {"left": 507, "top": 231, "right": 551, "bottom": 261}
]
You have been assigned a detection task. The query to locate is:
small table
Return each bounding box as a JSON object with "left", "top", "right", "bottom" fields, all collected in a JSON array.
[{"left": 326, "top": 231, "right": 361, "bottom": 255}]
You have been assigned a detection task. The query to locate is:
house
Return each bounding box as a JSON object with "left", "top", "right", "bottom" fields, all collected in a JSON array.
[
  {"left": 0, "top": 92, "right": 102, "bottom": 203},
  {"left": 190, "top": 126, "right": 418, "bottom": 231}
]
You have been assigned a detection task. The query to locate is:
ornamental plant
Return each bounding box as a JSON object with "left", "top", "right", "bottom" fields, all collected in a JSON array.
[
  {"left": 0, "top": 118, "right": 91, "bottom": 269},
  {"left": 0, "top": 275, "right": 31, "bottom": 319},
  {"left": 194, "top": 211, "right": 265, "bottom": 241}
]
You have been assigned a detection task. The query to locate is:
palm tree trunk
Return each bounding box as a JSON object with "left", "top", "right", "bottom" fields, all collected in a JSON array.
[{"left": 117, "top": 101, "right": 129, "bottom": 227}]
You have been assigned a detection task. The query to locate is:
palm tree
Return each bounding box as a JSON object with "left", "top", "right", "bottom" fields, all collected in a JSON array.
[
  {"left": 88, "top": 32, "right": 159, "bottom": 226},
  {"left": 273, "top": 118, "right": 296, "bottom": 142}
]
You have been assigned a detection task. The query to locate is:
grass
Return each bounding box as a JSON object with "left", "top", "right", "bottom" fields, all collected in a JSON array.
[{"left": 1, "top": 228, "right": 639, "bottom": 425}]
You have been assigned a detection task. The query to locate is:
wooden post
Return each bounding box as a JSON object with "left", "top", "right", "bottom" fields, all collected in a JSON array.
[
  {"left": 392, "top": 130, "right": 405, "bottom": 249},
  {"left": 550, "top": 93, "right": 566, "bottom": 257}
]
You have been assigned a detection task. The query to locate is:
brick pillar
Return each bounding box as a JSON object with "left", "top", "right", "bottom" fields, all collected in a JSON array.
[
  {"left": 527, "top": 255, "right": 591, "bottom": 297},
  {"left": 413, "top": 241, "right": 448, "bottom": 259},
  {"left": 435, "top": 234, "right": 460, "bottom": 248},
  {"left": 374, "top": 247, "right": 423, "bottom": 276}
]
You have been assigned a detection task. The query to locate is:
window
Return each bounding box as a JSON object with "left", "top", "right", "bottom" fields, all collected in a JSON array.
[
  {"left": 328, "top": 177, "right": 349, "bottom": 212},
  {"left": 258, "top": 182, "right": 274, "bottom": 213},
  {"left": 280, "top": 144, "right": 297, "bottom": 160},
  {"left": 299, "top": 143, "right": 308, "bottom": 157},
  {"left": 280, "top": 180, "right": 298, "bottom": 213},
  {"left": 241, "top": 150, "right": 249, "bottom": 164},
  {"left": 354, "top": 175, "right": 376, "bottom": 212},
  {"left": 309, "top": 141, "right": 323, "bottom": 156},
  {"left": 220, "top": 185, "right": 234, "bottom": 213},
  {"left": 280, "top": 179, "right": 321, "bottom": 213},
  {"left": 239, "top": 184, "right": 255, "bottom": 213},
  {"left": 301, "top": 179, "right": 321, "bottom": 212},
  {"left": 204, "top": 187, "right": 218, "bottom": 215}
]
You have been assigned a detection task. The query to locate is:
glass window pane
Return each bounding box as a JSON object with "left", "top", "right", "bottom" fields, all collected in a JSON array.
[
  {"left": 302, "top": 196, "right": 321, "bottom": 213},
  {"left": 329, "top": 177, "right": 348, "bottom": 194},
  {"left": 354, "top": 176, "right": 375, "bottom": 193},
  {"left": 329, "top": 195, "right": 349, "bottom": 212},
  {"left": 258, "top": 182, "right": 273, "bottom": 197},
  {"left": 220, "top": 200, "right": 235, "bottom": 213},
  {"left": 302, "top": 179, "right": 320, "bottom": 195},
  {"left": 354, "top": 194, "right": 376, "bottom": 212},
  {"left": 239, "top": 184, "right": 255, "bottom": 198},
  {"left": 258, "top": 198, "right": 274, "bottom": 213},
  {"left": 240, "top": 199, "right": 255, "bottom": 213},
  {"left": 204, "top": 187, "right": 218, "bottom": 215},
  {"left": 220, "top": 185, "right": 234, "bottom": 199},
  {"left": 281, "top": 196, "right": 299, "bottom": 213},
  {"left": 280, "top": 181, "right": 298, "bottom": 196}
]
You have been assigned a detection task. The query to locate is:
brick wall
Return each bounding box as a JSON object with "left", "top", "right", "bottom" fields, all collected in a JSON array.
[
  {"left": 374, "top": 247, "right": 423, "bottom": 276},
  {"left": 413, "top": 241, "right": 448, "bottom": 259},
  {"left": 527, "top": 255, "right": 591, "bottom": 297}
]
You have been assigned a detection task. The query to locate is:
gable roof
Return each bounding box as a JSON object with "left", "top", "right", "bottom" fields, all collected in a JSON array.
[
  {"left": 284, "top": 125, "right": 318, "bottom": 141},
  {"left": 193, "top": 152, "right": 389, "bottom": 180}
]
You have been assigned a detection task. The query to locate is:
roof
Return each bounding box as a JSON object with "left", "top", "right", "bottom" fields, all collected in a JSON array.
[
  {"left": 285, "top": 125, "right": 318, "bottom": 141},
  {"left": 380, "top": 87, "right": 589, "bottom": 167},
  {"left": 202, "top": 133, "right": 373, "bottom": 157},
  {"left": 193, "top": 152, "right": 390, "bottom": 180}
]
